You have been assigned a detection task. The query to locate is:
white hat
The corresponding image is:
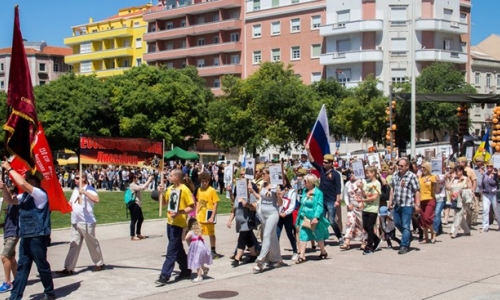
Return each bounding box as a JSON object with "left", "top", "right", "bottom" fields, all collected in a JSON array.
[{"left": 301, "top": 151, "right": 307, "bottom": 156}]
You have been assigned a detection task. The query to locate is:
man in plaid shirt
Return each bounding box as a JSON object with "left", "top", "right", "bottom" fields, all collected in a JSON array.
[{"left": 388, "top": 158, "right": 421, "bottom": 255}]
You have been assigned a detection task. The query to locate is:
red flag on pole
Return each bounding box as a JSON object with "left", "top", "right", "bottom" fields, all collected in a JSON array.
[
  {"left": 3, "top": 6, "right": 38, "bottom": 171},
  {"left": 10, "top": 123, "right": 72, "bottom": 214}
]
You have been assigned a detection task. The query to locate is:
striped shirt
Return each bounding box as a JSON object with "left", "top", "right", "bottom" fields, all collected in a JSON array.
[{"left": 391, "top": 170, "right": 420, "bottom": 207}]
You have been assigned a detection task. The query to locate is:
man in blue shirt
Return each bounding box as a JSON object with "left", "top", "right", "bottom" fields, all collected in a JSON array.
[{"left": 0, "top": 187, "right": 19, "bottom": 293}]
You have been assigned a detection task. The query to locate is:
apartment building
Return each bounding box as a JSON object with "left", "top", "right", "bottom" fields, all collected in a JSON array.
[
  {"left": 64, "top": 4, "right": 152, "bottom": 78},
  {"left": 0, "top": 41, "right": 72, "bottom": 91},
  {"left": 245, "top": 0, "right": 326, "bottom": 84},
  {"left": 143, "top": 0, "right": 243, "bottom": 95},
  {"left": 320, "top": 0, "right": 471, "bottom": 94}
]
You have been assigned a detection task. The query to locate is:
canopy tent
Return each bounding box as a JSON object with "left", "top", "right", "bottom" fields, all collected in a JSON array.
[
  {"left": 57, "top": 158, "right": 67, "bottom": 166},
  {"left": 66, "top": 156, "right": 78, "bottom": 165},
  {"left": 164, "top": 147, "right": 199, "bottom": 160},
  {"left": 395, "top": 93, "right": 500, "bottom": 103}
]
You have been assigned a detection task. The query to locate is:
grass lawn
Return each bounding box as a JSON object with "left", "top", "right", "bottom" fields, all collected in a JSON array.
[{"left": 50, "top": 191, "right": 233, "bottom": 230}]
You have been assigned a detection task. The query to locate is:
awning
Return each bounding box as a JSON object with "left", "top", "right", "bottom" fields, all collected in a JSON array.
[
  {"left": 164, "top": 147, "right": 199, "bottom": 160},
  {"left": 66, "top": 156, "right": 79, "bottom": 165},
  {"left": 395, "top": 93, "right": 500, "bottom": 103},
  {"left": 57, "top": 159, "right": 67, "bottom": 166}
]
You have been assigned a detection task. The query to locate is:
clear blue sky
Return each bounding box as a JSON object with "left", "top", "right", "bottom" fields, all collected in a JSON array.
[{"left": 0, "top": 0, "right": 497, "bottom": 48}]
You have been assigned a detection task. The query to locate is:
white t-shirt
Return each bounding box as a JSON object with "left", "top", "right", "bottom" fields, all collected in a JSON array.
[
  {"left": 16, "top": 187, "right": 48, "bottom": 209},
  {"left": 69, "top": 185, "right": 97, "bottom": 224}
]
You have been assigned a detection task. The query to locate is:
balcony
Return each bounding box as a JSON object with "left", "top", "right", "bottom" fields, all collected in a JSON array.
[
  {"left": 144, "top": 0, "right": 241, "bottom": 21},
  {"left": 144, "top": 19, "right": 242, "bottom": 41},
  {"left": 415, "top": 49, "right": 467, "bottom": 64},
  {"left": 197, "top": 64, "right": 242, "bottom": 77},
  {"left": 415, "top": 19, "right": 468, "bottom": 34},
  {"left": 64, "top": 27, "right": 135, "bottom": 46},
  {"left": 320, "top": 50, "right": 383, "bottom": 65},
  {"left": 65, "top": 48, "right": 134, "bottom": 64},
  {"left": 94, "top": 67, "right": 131, "bottom": 78},
  {"left": 144, "top": 41, "right": 242, "bottom": 61},
  {"left": 320, "top": 20, "right": 383, "bottom": 37}
]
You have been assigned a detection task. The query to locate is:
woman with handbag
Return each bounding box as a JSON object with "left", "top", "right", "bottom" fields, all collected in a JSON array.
[
  {"left": 446, "top": 165, "right": 472, "bottom": 238},
  {"left": 340, "top": 173, "right": 367, "bottom": 250},
  {"left": 295, "top": 174, "right": 330, "bottom": 263}
]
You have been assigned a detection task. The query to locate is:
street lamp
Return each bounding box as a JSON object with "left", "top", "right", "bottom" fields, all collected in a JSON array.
[{"left": 336, "top": 69, "right": 347, "bottom": 86}]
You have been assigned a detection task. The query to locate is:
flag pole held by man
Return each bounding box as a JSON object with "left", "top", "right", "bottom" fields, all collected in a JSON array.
[{"left": 473, "top": 127, "right": 491, "bottom": 163}]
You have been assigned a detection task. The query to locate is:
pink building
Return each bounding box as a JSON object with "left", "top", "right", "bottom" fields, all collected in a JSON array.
[
  {"left": 0, "top": 41, "right": 73, "bottom": 91},
  {"left": 244, "top": 0, "right": 326, "bottom": 84}
]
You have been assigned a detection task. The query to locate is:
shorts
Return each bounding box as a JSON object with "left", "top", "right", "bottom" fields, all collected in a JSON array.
[
  {"left": 200, "top": 222, "right": 215, "bottom": 236},
  {"left": 2, "top": 236, "right": 20, "bottom": 258}
]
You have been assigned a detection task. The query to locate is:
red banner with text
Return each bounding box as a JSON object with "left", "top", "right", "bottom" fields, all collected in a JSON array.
[{"left": 80, "top": 136, "right": 164, "bottom": 168}]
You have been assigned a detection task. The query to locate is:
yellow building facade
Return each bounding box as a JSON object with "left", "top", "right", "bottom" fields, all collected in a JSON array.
[{"left": 64, "top": 4, "right": 152, "bottom": 78}]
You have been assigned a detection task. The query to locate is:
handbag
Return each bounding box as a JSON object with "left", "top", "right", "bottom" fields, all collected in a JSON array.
[{"left": 301, "top": 216, "right": 316, "bottom": 230}]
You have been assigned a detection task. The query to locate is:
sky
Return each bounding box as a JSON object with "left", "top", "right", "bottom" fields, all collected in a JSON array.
[{"left": 0, "top": 0, "right": 497, "bottom": 48}]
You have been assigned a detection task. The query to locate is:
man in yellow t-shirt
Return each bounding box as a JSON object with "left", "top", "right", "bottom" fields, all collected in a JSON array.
[
  {"left": 155, "top": 169, "right": 194, "bottom": 286},
  {"left": 196, "top": 172, "right": 220, "bottom": 259}
]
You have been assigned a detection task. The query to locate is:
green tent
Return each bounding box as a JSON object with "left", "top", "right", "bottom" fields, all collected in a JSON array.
[{"left": 164, "top": 147, "right": 199, "bottom": 160}]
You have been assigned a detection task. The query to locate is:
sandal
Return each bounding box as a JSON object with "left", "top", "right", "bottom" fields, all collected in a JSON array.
[
  {"left": 339, "top": 244, "right": 350, "bottom": 250},
  {"left": 253, "top": 262, "right": 263, "bottom": 273},
  {"left": 318, "top": 252, "right": 328, "bottom": 259},
  {"left": 296, "top": 257, "right": 306, "bottom": 264}
]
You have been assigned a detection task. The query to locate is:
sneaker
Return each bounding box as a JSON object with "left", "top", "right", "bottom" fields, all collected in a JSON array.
[
  {"left": 362, "top": 249, "right": 373, "bottom": 255},
  {"left": 338, "top": 237, "right": 345, "bottom": 247},
  {"left": 0, "top": 282, "right": 12, "bottom": 293},
  {"left": 93, "top": 264, "right": 106, "bottom": 272},
  {"left": 291, "top": 253, "right": 299, "bottom": 261},
  {"left": 174, "top": 270, "right": 192, "bottom": 281},
  {"left": 398, "top": 246, "right": 409, "bottom": 255},
  {"left": 155, "top": 275, "right": 170, "bottom": 286},
  {"left": 192, "top": 277, "right": 203, "bottom": 283},
  {"left": 374, "top": 239, "right": 382, "bottom": 251},
  {"left": 231, "top": 260, "right": 240, "bottom": 267},
  {"left": 55, "top": 269, "right": 74, "bottom": 277}
]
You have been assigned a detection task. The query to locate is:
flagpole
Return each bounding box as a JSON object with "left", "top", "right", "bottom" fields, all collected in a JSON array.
[
  {"left": 159, "top": 139, "right": 165, "bottom": 217},
  {"left": 307, "top": 104, "right": 325, "bottom": 145}
]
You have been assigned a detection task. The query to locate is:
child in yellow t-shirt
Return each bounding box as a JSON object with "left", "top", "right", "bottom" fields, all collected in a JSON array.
[{"left": 196, "top": 172, "right": 220, "bottom": 259}]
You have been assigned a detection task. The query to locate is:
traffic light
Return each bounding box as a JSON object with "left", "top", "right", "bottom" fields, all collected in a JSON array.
[{"left": 385, "top": 101, "right": 397, "bottom": 147}]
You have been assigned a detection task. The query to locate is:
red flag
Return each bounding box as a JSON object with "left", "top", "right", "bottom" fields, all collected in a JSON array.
[
  {"left": 10, "top": 123, "right": 72, "bottom": 214},
  {"left": 3, "top": 6, "right": 38, "bottom": 171}
]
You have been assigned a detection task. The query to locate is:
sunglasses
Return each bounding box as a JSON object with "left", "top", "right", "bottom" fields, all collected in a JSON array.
[{"left": 75, "top": 177, "right": 80, "bottom": 180}]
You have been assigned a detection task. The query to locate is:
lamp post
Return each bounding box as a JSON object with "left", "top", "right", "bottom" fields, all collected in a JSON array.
[{"left": 410, "top": 0, "right": 416, "bottom": 157}]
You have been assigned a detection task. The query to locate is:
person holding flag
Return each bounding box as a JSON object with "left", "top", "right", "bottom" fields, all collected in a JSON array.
[{"left": 305, "top": 105, "right": 343, "bottom": 246}]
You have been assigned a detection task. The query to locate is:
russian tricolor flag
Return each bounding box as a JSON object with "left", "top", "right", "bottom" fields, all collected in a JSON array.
[{"left": 307, "top": 104, "right": 331, "bottom": 164}]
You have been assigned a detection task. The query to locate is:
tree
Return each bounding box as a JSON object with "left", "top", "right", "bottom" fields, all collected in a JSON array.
[
  {"left": 106, "top": 65, "right": 213, "bottom": 149},
  {"left": 35, "top": 73, "right": 118, "bottom": 153}
]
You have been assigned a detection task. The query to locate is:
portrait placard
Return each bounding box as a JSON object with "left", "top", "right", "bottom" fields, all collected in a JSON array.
[
  {"left": 244, "top": 158, "right": 255, "bottom": 180},
  {"left": 235, "top": 179, "right": 248, "bottom": 201},
  {"left": 367, "top": 154, "right": 382, "bottom": 170},
  {"left": 431, "top": 158, "right": 443, "bottom": 175},
  {"left": 167, "top": 188, "right": 181, "bottom": 213},
  {"left": 224, "top": 165, "right": 233, "bottom": 184},
  {"left": 352, "top": 160, "right": 365, "bottom": 179},
  {"left": 269, "top": 165, "right": 283, "bottom": 186},
  {"left": 492, "top": 154, "right": 500, "bottom": 169},
  {"left": 466, "top": 147, "right": 473, "bottom": 161}
]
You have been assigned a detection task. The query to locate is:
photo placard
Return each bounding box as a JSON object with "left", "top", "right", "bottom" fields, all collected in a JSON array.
[
  {"left": 466, "top": 147, "right": 473, "bottom": 161},
  {"left": 431, "top": 158, "right": 443, "bottom": 175},
  {"left": 244, "top": 158, "right": 255, "bottom": 180},
  {"left": 352, "top": 160, "right": 365, "bottom": 179},
  {"left": 167, "top": 188, "right": 181, "bottom": 213},
  {"left": 269, "top": 165, "right": 283, "bottom": 186},
  {"left": 492, "top": 154, "right": 500, "bottom": 169},
  {"left": 235, "top": 179, "right": 248, "bottom": 201}
]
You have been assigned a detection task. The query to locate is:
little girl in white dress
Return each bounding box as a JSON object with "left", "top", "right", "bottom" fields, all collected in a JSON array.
[{"left": 185, "top": 218, "right": 213, "bottom": 283}]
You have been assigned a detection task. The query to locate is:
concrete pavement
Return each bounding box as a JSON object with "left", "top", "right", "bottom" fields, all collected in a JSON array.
[{"left": 11, "top": 210, "right": 500, "bottom": 300}]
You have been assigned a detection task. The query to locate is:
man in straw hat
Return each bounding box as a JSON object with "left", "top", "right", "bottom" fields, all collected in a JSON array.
[{"left": 0, "top": 161, "right": 55, "bottom": 300}]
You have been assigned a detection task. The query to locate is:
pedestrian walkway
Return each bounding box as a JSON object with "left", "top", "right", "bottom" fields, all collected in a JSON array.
[{"left": 13, "top": 212, "right": 500, "bottom": 300}]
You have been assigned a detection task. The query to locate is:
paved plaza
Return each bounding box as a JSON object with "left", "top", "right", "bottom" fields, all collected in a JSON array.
[{"left": 12, "top": 210, "right": 500, "bottom": 300}]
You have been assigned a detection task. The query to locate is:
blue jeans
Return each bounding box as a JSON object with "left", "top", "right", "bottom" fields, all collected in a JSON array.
[
  {"left": 10, "top": 236, "right": 54, "bottom": 300},
  {"left": 324, "top": 202, "right": 342, "bottom": 239},
  {"left": 433, "top": 200, "right": 445, "bottom": 233},
  {"left": 161, "top": 224, "right": 190, "bottom": 278},
  {"left": 393, "top": 206, "right": 414, "bottom": 248}
]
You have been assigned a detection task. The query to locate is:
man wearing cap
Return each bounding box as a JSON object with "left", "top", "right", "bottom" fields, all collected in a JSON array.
[
  {"left": 0, "top": 161, "right": 55, "bottom": 300},
  {"left": 457, "top": 157, "right": 476, "bottom": 227},
  {"left": 305, "top": 144, "right": 344, "bottom": 246}
]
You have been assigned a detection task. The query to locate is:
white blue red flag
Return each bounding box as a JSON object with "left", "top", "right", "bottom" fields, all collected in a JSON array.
[{"left": 307, "top": 104, "right": 331, "bottom": 164}]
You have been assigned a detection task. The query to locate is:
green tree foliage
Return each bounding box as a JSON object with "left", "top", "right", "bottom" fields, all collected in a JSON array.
[
  {"left": 207, "top": 62, "right": 319, "bottom": 155},
  {"left": 35, "top": 73, "right": 118, "bottom": 153},
  {"left": 105, "top": 65, "right": 213, "bottom": 149},
  {"left": 332, "top": 76, "right": 388, "bottom": 145}
]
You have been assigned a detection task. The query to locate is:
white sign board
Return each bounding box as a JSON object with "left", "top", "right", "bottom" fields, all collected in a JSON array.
[
  {"left": 466, "top": 147, "right": 473, "bottom": 161},
  {"left": 431, "top": 158, "right": 443, "bottom": 175},
  {"left": 269, "top": 165, "right": 283, "bottom": 186},
  {"left": 492, "top": 154, "right": 500, "bottom": 169},
  {"left": 224, "top": 165, "right": 233, "bottom": 184},
  {"left": 352, "top": 160, "right": 365, "bottom": 179},
  {"left": 235, "top": 179, "right": 248, "bottom": 201}
]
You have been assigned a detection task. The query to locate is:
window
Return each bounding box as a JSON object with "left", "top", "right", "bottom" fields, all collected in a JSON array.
[
  {"left": 180, "top": 19, "right": 186, "bottom": 27},
  {"left": 460, "top": 12, "right": 467, "bottom": 23},
  {"left": 0, "top": 63, "right": 4, "bottom": 71},
  {"left": 292, "top": 0, "right": 299, "bottom": 3},
  {"left": 231, "top": 55, "right": 240, "bottom": 64},
  {"left": 148, "top": 43, "right": 156, "bottom": 53},
  {"left": 486, "top": 74, "right": 492, "bottom": 88},
  {"left": 253, "top": 51, "right": 262, "bottom": 64},
  {"left": 134, "top": 22, "right": 140, "bottom": 28},
  {"left": 230, "top": 9, "right": 239, "bottom": 19},
  {"left": 181, "top": 40, "right": 186, "bottom": 48},
  {"left": 391, "top": 38, "right": 407, "bottom": 55},
  {"left": 291, "top": 46, "right": 301, "bottom": 60},
  {"left": 443, "top": 39, "right": 451, "bottom": 50},
  {"left": 136, "top": 38, "right": 142, "bottom": 48},
  {"left": 337, "top": 39, "right": 351, "bottom": 53},
  {"left": 167, "top": 62, "right": 174, "bottom": 68},
  {"left": 80, "top": 42, "right": 92, "bottom": 54},
  {"left": 167, "top": 22, "right": 173, "bottom": 29},
  {"left": 213, "top": 36, "right": 219, "bottom": 44},
  {"left": 197, "top": 16, "right": 205, "bottom": 24},
  {"left": 291, "top": 18, "right": 301, "bottom": 32},
  {"left": 311, "top": 15, "right": 321, "bottom": 29},
  {"left": 271, "top": 21, "right": 281, "bottom": 35},
  {"left": 253, "top": 25, "right": 262, "bottom": 38},
  {"left": 53, "top": 63, "right": 59, "bottom": 72},
  {"left": 443, "top": 8, "right": 453, "bottom": 20},
  {"left": 475, "top": 73, "right": 481, "bottom": 85},
  {"left": 39, "top": 63, "right": 46, "bottom": 72},
  {"left": 253, "top": 0, "right": 261, "bottom": 10},
  {"left": 311, "top": 72, "right": 321, "bottom": 83},
  {"left": 197, "top": 58, "right": 205, "bottom": 67},
  {"left": 150, "top": 24, "right": 156, "bottom": 32},
  {"left": 390, "top": 6, "right": 407, "bottom": 26},
  {"left": 337, "top": 10, "right": 350, "bottom": 26},
  {"left": 123, "top": 39, "right": 130, "bottom": 47},
  {"left": 123, "top": 60, "right": 129, "bottom": 68},
  {"left": 213, "top": 57, "right": 220, "bottom": 66},
  {"left": 271, "top": 48, "right": 281, "bottom": 62},
  {"left": 213, "top": 14, "right": 219, "bottom": 22},
  {"left": 39, "top": 81, "right": 46, "bottom": 85},
  {"left": 391, "top": 68, "right": 406, "bottom": 84},
  {"left": 214, "top": 78, "right": 220, "bottom": 88},
  {"left": 272, "top": 0, "right": 279, "bottom": 7},
  {"left": 336, "top": 69, "right": 351, "bottom": 85},
  {"left": 0, "top": 81, "right": 4, "bottom": 89},
  {"left": 230, "top": 33, "right": 239, "bottom": 42},
  {"left": 136, "top": 58, "right": 142, "bottom": 66},
  {"left": 80, "top": 61, "right": 92, "bottom": 73},
  {"left": 497, "top": 74, "right": 500, "bottom": 87},
  {"left": 311, "top": 44, "right": 321, "bottom": 58},
  {"left": 198, "top": 38, "right": 205, "bottom": 46},
  {"left": 166, "top": 42, "right": 174, "bottom": 50}
]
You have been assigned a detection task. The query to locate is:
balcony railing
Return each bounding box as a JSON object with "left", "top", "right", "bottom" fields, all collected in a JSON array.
[
  {"left": 320, "top": 49, "right": 383, "bottom": 65},
  {"left": 320, "top": 20, "right": 383, "bottom": 36},
  {"left": 415, "top": 49, "right": 467, "bottom": 64},
  {"left": 415, "top": 18, "right": 468, "bottom": 34}
]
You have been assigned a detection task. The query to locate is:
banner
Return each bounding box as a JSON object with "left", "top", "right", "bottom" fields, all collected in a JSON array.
[
  {"left": 80, "top": 135, "right": 164, "bottom": 167},
  {"left": 10, "top": 123, "right": 72, "bottom": 213}
]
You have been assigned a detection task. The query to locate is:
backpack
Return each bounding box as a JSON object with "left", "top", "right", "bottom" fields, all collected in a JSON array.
[{"left": 124, "top": 188, "right": 136, "bottom": 208}]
